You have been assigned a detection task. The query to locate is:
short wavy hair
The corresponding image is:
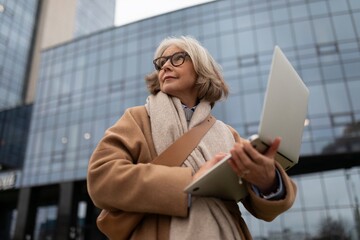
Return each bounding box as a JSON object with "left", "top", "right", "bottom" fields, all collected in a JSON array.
[{"left": 145, "top": 36, "right": 229, "bottom": 106}]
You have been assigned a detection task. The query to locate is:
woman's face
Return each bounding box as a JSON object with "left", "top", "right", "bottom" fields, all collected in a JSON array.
[{"left": 157, "top": 45, "right": 198, "bottom": 107}]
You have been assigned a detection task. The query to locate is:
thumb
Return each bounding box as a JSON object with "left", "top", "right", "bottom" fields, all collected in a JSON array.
[
  {"left": 193, "top": 153, "right": 228, "bottom": 181},
  {"left": 265, "top": 137, "right": 281, "bottom": 159},
  {"left": 210, "top": 153, "right": 228, "bottom": 166}
]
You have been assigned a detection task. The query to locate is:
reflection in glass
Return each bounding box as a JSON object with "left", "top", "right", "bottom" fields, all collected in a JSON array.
[
  {"left": 34, "top": 206, "right": 58, "bottom": 240},
  {"left": 242, "top": 169, "right": 360, "bottom": 239}
]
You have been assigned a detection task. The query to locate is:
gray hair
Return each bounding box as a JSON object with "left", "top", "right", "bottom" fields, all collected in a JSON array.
[{"left": 145, "top": 36, "right": 229, "bottom": 106}]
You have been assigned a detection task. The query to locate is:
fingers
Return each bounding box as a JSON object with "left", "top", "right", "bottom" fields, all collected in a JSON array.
[
  {"left": 264, "top": 137, "right": 281, "bottom": 159},
  {"left": 242, "top": 141, "right": 263, "bottom": 164},
  {"left": 207, "top": 152, "right": 228, "bottom": 166},
  {"left": 229, "top": 142, "right": 255, "bottom": 174},
  {"left": 227, "top": 138, "right": 280, "bottom": 187},
  {"left": 214, "top": 152, "right": 229, "bottom": 161},
  {"left": 244, "top": 137, "right": 281, "bottom": 161},
  {"left": 230, "top": 137, "right": 281, "bottom": 169},
  {"left": 193, "top": 153, "right": 228, "bottom": 181}
]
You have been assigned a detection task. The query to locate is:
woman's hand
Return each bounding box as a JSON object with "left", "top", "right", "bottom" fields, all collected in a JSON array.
[
  {"left": 192, "top": 153, "right": 228, "bottom": 181},
  {"left": 228, "top": 138, "right": 281, "bottom": 194}
]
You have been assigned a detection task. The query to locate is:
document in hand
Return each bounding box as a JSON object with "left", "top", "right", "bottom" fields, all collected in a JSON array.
[{"left": 184, "top": 46, "right": 309, "bottom": 202}]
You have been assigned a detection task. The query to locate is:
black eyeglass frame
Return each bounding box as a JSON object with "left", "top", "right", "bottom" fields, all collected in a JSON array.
[{"left": 153, "top": 52, "right": 190, "bottom": 71}]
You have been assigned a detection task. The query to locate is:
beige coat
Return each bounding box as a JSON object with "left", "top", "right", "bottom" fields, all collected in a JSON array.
[{"left": 87, "top": 106, "right": 297, "bottom": 239}]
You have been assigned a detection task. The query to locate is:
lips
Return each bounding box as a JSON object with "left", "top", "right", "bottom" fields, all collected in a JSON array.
[{"left": 163, "top": 75, "right": 176, "bottom": 81}]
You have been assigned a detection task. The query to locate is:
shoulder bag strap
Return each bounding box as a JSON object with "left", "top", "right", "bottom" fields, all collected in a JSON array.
[{"left": 152, "top": 115, "right": 216, "bottom": 166}]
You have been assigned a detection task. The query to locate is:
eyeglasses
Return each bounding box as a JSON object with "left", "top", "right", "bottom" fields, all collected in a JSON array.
[{"left": 153, "top": 52, "right": 190, "bottom": 71}]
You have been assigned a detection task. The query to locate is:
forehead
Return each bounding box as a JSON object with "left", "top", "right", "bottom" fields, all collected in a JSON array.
[{"left": 162, "top": 45, "right": 184, "bottom": 56}]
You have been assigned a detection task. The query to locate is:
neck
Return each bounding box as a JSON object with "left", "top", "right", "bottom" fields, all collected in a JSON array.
[{"left": 180, "top": 97, "right": 198, "bottom": 108}]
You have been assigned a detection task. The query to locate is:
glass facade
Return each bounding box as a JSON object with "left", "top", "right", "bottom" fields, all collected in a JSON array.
[
  {"left": 34, "top": 205, "right": 57, "bottom": 240},
  {"left": 75, "top": 0, "right": 115, "bottom": 38},
  {"left": 241, "top": 168, "right": 360, "bottom": 239},
  {"left": 22, "top": 0, "right": 360, "bottom": 239},
  {"left": 0, "top": 104, "right": 32, "bottom": 169},
  {"left": 0, "top": 0, "right": 39, "bottom": 110}
]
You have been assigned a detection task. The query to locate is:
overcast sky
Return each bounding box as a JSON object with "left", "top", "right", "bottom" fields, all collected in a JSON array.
[{"left": 115, "top": 0, "right": 215, "bottom": 26}]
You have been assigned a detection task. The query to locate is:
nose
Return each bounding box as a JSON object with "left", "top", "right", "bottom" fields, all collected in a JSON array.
[{"left": 161, "top": 59, "right": 172, "bottom": 70}]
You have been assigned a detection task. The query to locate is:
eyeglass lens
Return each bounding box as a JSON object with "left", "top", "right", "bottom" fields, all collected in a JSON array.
[{"left": 153, "top": 52, "right": 188, "bottom": 70}]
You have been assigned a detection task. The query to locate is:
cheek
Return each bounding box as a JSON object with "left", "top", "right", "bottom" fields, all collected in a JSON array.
[
  {"left": 159, "top": 81, "right": 164, "bottom": 90},
  {"left": 188, "top": 66, "right": 197, "bottom": 82},
  {"left": 158, "top": 73, "right": 164, "bottom": 87},
  {"left": 158, "top": 79, "right": 167, "bottom": 93},
  {"left": 189, "top": 72, "right": 198, "bottom": 85}
]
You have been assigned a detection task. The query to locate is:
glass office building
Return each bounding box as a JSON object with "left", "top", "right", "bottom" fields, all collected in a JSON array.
[
  {"left": 3, "top": 0, "right": 360, "bottom": 239},
  {"left": 0, "top": 0, "right": 38, "bottom": 110},
  {"left": 0, "top": 0, "right": 116, "bottom": 239},
  {"left": 0, "top": 104, "right": 32, "bottom": 169},
  {"left": 0, "top": 6, "right": 38, "bottom": 235},
  {"left": 75, "top": 0, "right": 115, "bottom": 38}
]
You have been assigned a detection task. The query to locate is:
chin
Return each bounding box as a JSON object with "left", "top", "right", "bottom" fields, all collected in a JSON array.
[{"left": 160, "top": 86, "right": 175, "bottom": 96}]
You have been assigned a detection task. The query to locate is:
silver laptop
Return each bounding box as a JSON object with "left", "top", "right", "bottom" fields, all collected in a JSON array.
[{"left": 184, "top": 46, "right": 309, "bottom": 202}]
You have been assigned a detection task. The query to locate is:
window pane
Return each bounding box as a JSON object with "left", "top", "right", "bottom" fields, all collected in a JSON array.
[
  {"left": 324, "top": 174, "right": 351, "bottom": 206},
  {"left": 349, "top": 0, "right": 360, "bottom": 10},
  {"left": 301, "top": 176, "right": 326, "bottom": 208},
  {"left": 312, "top": 17, "right": 335, "bottom": 44},
  {"left": 325, "top": 82, "right": 351, "bottom": 113},
  {"left": 220, "top": 33, "right": 236, "bottom": 58},
  {"left": 348, "top": 81, "right": 360, "bottom": 111},
  {"left": 274, "top": 23, "right": 294, "bottom": 48},
  {"left": 300, "top": 66, "right": 322, "bottom": 84},
  {"left": 343, "top": 61, "right": 360, "bottom": 78},
  {"left": 353, "top": 13, "right": 360, "bottom": 39},
  {"left": 328, "top": 0, "right": 349, "bottom": 13},
  {"left": 256, "top": 27, "right": 274, "bottom": 52},
  {"left": 308, "top": 85, "right": 328, "bottom": 115},
  {"left": 225, "top": 95, "right": 242, "bottom": 125},
  {"left": 236, "top": 14, "right": 252, "bottom": 29},
  {"left": 293, "top": 21, "right": 314, "bottom": 46},
  {"left": 309, "top": 1, "right": 329, "bottom": 16},
  {"left": 238, "top": 30, "right": 255, "bottom": 55},
  {"left": 332, "top": 15, "right": 356, "bottom": 41},
  {"left": 244, "top": 93, "right": 262, "bottom": 122},
  {"left": 321, "top": 64, "right": 343, "bottom": 81},
  {"left": 271, "top": 7, "right": 289, "bottom": 23}
]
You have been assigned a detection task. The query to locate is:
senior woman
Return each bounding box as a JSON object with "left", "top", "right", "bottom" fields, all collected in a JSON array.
[{"left": 87, "top": 36, "right": 296, "bottom": 240}]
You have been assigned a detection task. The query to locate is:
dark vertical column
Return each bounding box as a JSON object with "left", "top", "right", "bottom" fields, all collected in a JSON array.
[
  {"left": 56, "top": 182, "right": 77, "bottom": 240},
  {"left": 80, "top": 180, "right": 105, "bottom": 240},
  {"left": 85, "top": 196, "right": 106, "bottom": 240},
  {"left": 14, "top": 187, "right": 37, "bottom": 240},
  {"left": 0, "top": 208, "right": 12, "bottom": 240}
]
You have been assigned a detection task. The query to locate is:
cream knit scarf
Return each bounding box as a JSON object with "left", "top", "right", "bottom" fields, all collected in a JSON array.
[{"left": 145, "top": 92, "right": 242, "bottom": 240}]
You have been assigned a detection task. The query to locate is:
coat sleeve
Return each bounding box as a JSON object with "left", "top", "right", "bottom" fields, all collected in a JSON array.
[
  {"left": 241, "top": 161, "right": 297, "bottom": 221},
  {"left": 227, "top": 125, "right": 297, "bottom": 221},
  {"left": 87, "top": 107, "right": 193, "bottom": 217}
]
